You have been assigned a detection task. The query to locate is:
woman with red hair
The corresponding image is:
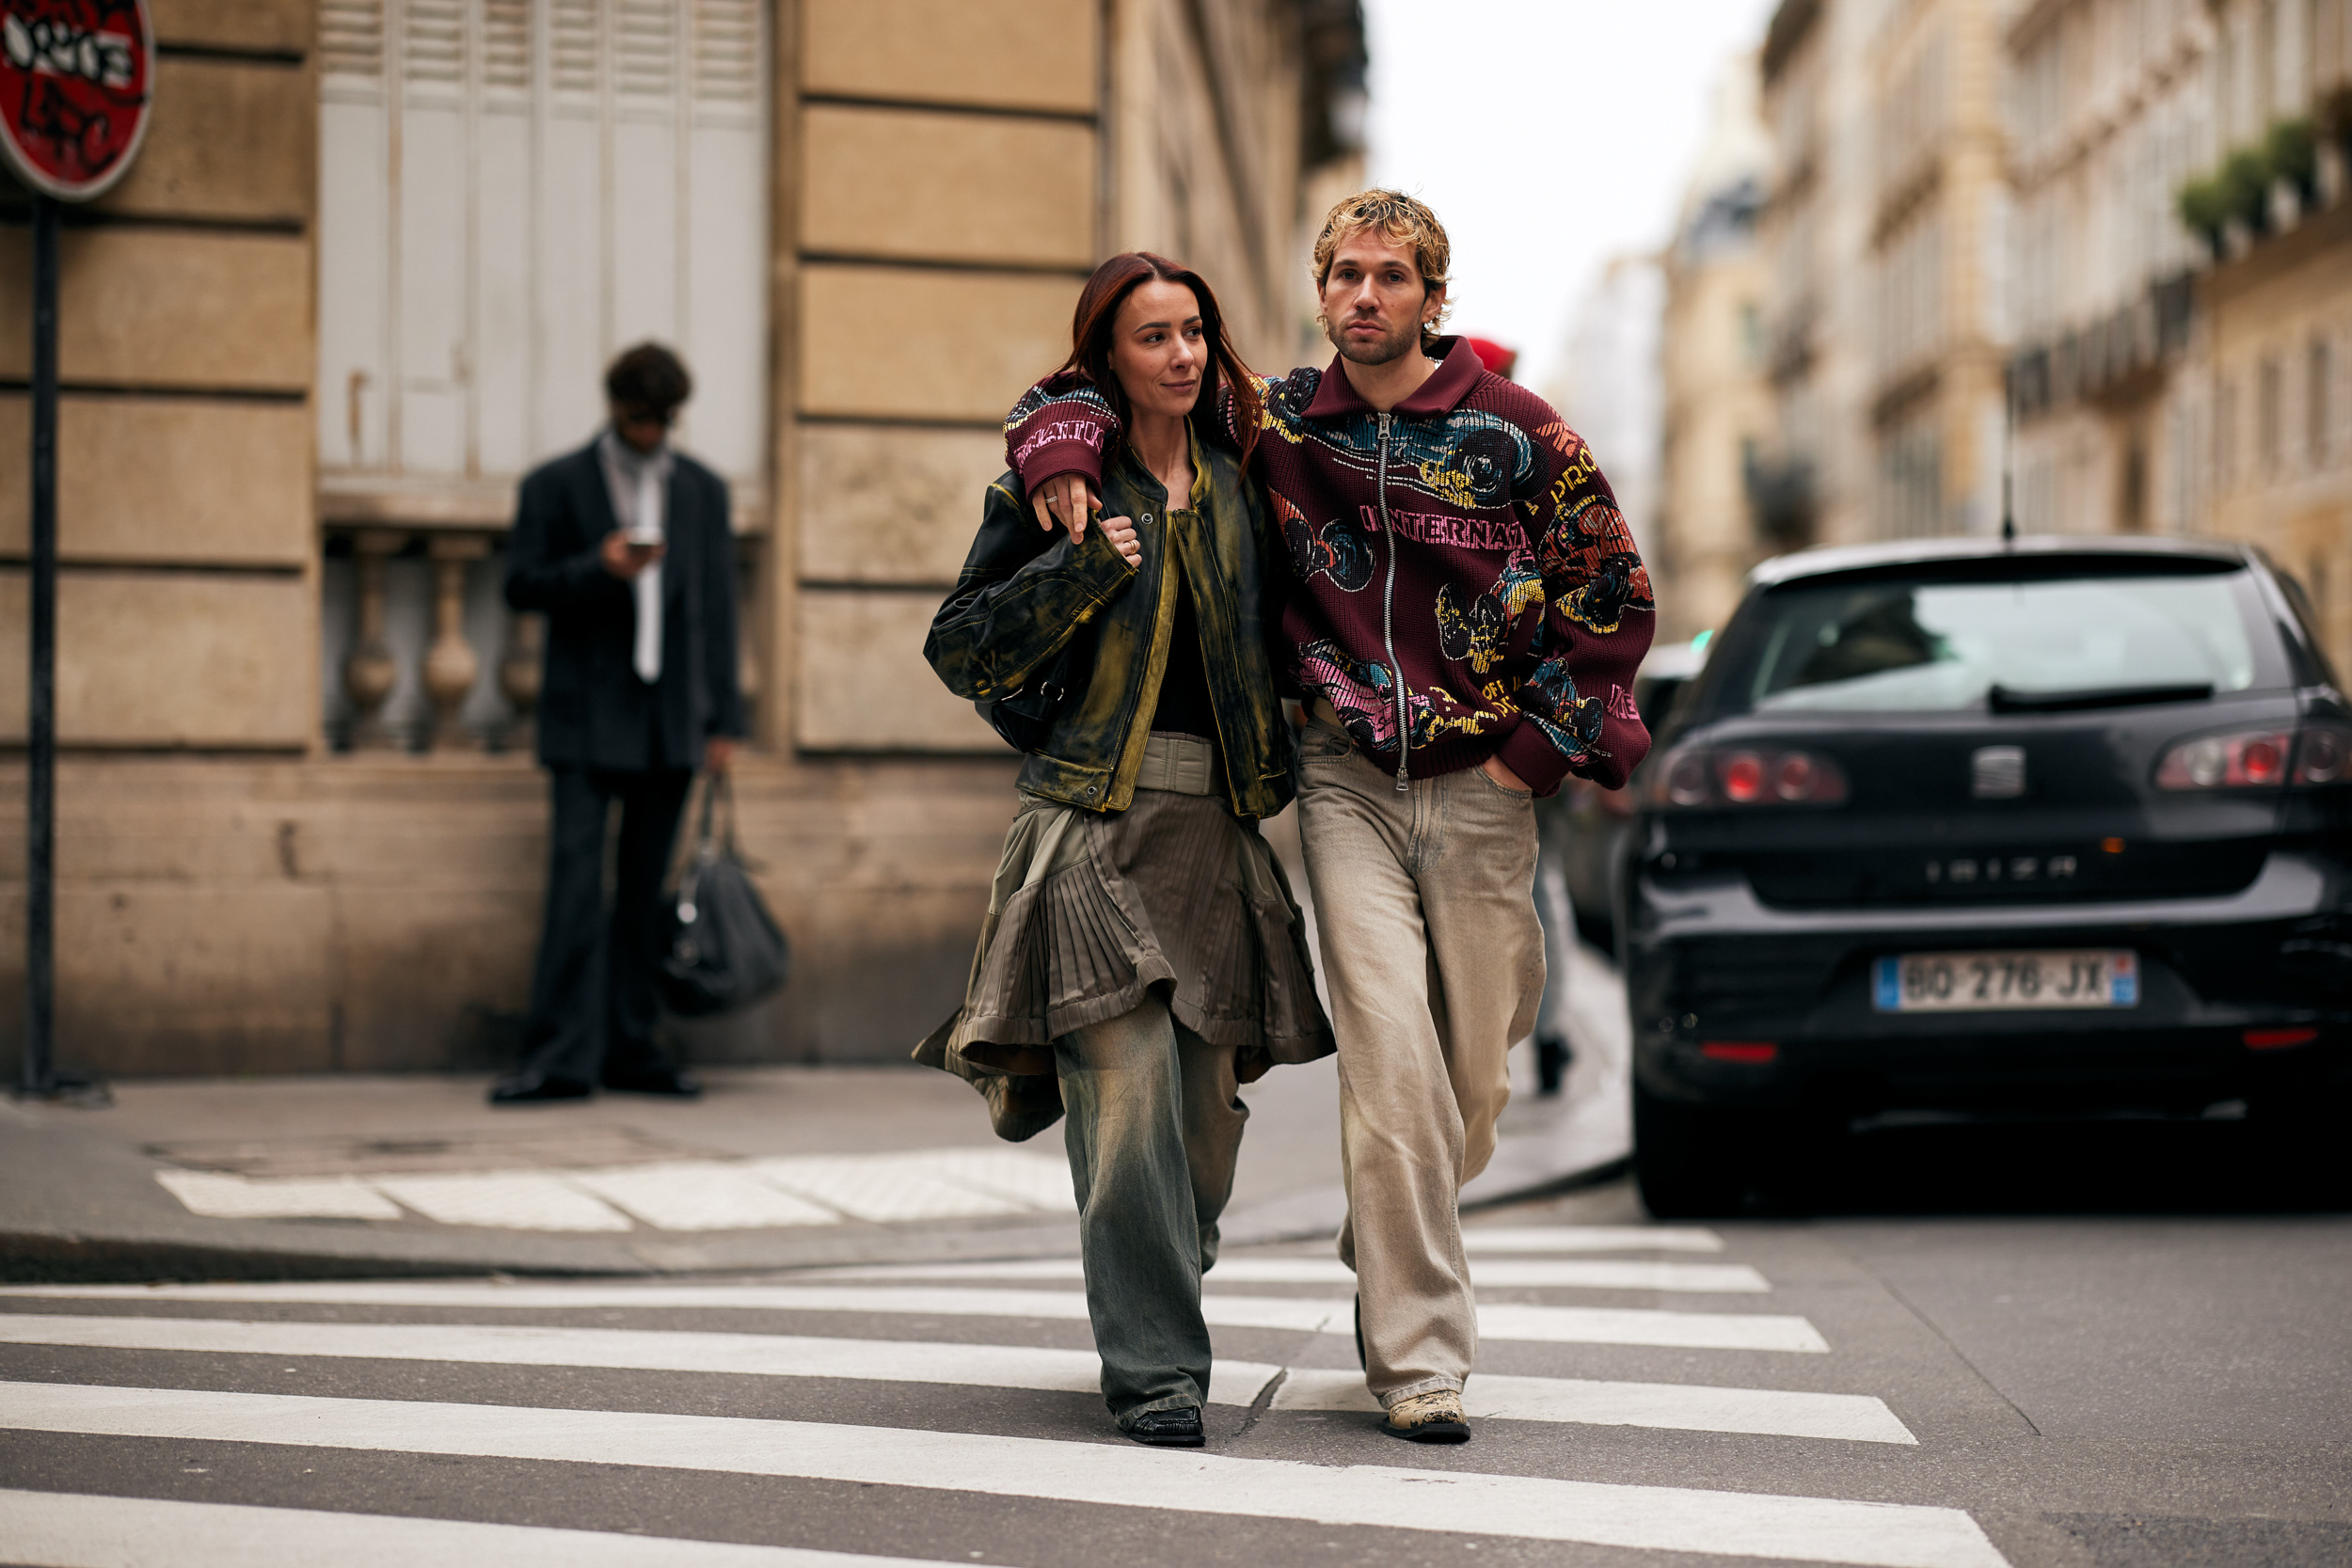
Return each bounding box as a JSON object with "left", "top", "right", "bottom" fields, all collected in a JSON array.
[{"left": 920, "top": 254, "right": 1332, "bottom": 1449}]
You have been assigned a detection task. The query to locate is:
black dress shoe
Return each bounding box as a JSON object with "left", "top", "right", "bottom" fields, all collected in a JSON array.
[
  {"left": 1124, "top": 1407, "right": 1204, "bottom": 1448},
  {"left": 488, "top": 1070, "right": 593, "bottom": 1105},
  {"left": 600, "top": 1065, "right": 703, "bottom": 1098}
]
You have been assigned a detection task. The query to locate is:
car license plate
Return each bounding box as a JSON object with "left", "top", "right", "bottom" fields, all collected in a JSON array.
[{"left": 1874, "top": 949, "right": 2137, "bottom": 1012}]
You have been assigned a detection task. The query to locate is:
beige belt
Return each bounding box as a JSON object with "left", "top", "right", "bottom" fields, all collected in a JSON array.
[{"left": 1134, "top": 731, "right": 1220, "bottom": 796}]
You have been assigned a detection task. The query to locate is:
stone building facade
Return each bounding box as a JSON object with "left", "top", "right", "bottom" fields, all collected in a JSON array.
[
  {"left": 1656, "top": 56, "right": 1775, "bottom": 641},
  {"left": 2189, "top": 0, "right": 2352, "bottom": 680},
  {"left": 1755, "top": 0, "right": 2016, "bottom": 547},
  {"left": 2006, "top": 0, "right": 2213, "bottom": 540},
  {"left": 2007, "top": 0, "right": 2351, "bottom": 673},
  {"left": 0, "top": 0, "right": 1365, "bottom": 1076},
  {"left": 1755, "top": 0, "right": 1882, "bottom": 549}
]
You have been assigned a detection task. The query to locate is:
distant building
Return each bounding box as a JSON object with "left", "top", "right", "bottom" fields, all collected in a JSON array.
[
  {"left": 1550, "top": 255, "right": 1664, "bottom": 569},
  {"left": 2007, "top": 0, "right": 2351, "bottom": 676},
  {"left": 2006, "top": 0, "right": 2211, "bottom": 541},
  {"left": 1756, "top": 0, "right": 1878, "bottom": 548},
  {"left": 0, "top": 0, "right": 1367, "bottom": 1077},
  {"left": 1758, "top": 0, "right": 2014, "bottom": 546},
  {"left": 1657, "top": 55, "right": 1774, "bottom": 639},
  {"left": 2188, "top": 0, "right": 2351, "bottom": 680}
]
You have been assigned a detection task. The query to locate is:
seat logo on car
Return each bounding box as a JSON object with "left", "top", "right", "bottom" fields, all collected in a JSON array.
[{"left": 1972, "top": 745, "right": 2026, "bottom": 799}]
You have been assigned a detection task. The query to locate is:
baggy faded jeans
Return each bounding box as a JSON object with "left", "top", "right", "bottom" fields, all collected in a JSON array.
[
  {"left": 1295, "top": 710, "right": 1545, "bottom": 1405},
  {"left": 1055, "top": 996, "right": 1248, "bottom": 1425}
]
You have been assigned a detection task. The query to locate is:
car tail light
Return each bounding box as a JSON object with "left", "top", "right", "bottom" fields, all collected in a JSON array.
[
  {"left": 2156, "top": 723, "right": 2352, "bottom": 789},
  {"left": 2242, "top": 1026, "right": 2318, "bottom": 1050},
  {"left": 2294, "top": 723, "right": 2352, "bottom": 784},
  {"left": 1700, "top": 1040, "right": 1779, "bottom": 1064},
  {"left": 1651, "top": 745, "right": 1847, "bottom": 808}
]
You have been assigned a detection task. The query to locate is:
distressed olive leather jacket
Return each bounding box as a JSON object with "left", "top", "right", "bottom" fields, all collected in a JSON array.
[{"left": 925, "top": 435, "right": 1295, "bottom": 818}]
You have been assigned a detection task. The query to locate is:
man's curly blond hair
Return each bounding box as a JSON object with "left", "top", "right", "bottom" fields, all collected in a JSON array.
[{"left": 1311, "top": 188, "right": 1453, "bottom": 343}]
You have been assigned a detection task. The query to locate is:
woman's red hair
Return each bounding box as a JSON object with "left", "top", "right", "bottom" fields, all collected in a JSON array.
[{"left": 1053, "top": 252, "right": 1263, "bottom": 473}]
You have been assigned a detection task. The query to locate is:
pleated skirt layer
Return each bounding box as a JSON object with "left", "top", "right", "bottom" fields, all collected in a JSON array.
[{"left": 959, "top": 786, "right": 1332, "bottom": 1070}]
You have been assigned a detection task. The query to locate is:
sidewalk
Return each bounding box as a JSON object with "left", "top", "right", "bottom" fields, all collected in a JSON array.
[{"left": 1, "top": 942, "right": 1629, "bottom": 1283}]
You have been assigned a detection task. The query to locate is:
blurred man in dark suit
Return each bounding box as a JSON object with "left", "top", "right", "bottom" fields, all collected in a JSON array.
[{"left": 492, "top": 343, "right": 746, "bottom": 1105}]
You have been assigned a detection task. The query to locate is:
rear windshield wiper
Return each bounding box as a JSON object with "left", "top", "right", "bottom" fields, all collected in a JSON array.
[{"left": 1987, "top": 681, "right": 2214, "bottom": 713}]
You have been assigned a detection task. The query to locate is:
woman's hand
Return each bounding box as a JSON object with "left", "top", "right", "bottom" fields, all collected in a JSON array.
[
  {"left": 1031, "top": 474, "right": 1101, "bottom": 544},
  {"left": 1097, "top": 514, "right": 1141, "bottom": 568}
]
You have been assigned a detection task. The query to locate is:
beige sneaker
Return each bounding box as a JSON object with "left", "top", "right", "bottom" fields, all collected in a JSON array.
[{"left": 1380, "top": 1388, "right": 1470, "bottom": 1444}]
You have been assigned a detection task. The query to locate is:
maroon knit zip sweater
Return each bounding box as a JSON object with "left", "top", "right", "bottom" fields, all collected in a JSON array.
[{"left": 1005, "top": 337, "right": 1656, "bottom": 796}]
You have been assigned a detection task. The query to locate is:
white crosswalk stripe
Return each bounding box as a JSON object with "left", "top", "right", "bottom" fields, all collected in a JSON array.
[
  {"left": 0, "top": 1313, "right": 1278, "bottom": 1408},
  {"left": 1272, "top": 1369, "right": 1917, "bottom": 1444},
  {"left": 0, "top": 1222, "right": 2002, "bottom": 1566},
  {"left": 1464, "top": 1225, "right": 1726, "bottom": 1252},
  {"left": 0, "top": 1280, "right": 1832, "bottom": 1352},
  {"left": 1, "top": 1383, "right": 2004, "bottom": 1568},
  {"left": 0, "top": 1488, "right": 946, "bottom": 1568},
  {"left": 803, "top": 1256, "right": 1774, "bottom": 1292}
]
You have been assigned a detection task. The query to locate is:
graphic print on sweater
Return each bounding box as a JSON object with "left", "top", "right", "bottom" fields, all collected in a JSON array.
[{"left": 1280, "top": 493, "right": 1375, "bottom": 593}]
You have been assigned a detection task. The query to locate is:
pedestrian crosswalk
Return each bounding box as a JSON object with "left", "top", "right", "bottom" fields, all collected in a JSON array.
[{"left": 0, "top": 1222, "right": 2012, "bottom": 1568}]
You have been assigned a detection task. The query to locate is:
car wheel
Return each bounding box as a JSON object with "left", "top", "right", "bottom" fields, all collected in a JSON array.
[{"left": 1633, "top": 1081, "right": 1745, "bottom": 1218}]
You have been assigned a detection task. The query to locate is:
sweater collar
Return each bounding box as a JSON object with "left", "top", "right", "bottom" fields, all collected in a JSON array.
[{"left": 1301, "top": 334, "right": 1486, "bottom": 420}]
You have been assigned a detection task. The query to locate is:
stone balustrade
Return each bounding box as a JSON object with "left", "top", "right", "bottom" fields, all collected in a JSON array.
[
  {"left": 322, "top": 522, "right": 766, "bottom": 755},
  {"left": 321, "top": 524, "right": 547, "bottom": 754}
]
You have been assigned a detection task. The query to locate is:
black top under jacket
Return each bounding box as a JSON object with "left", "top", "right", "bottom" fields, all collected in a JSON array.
[{"left": 503, "top": 438, "right": 748, "bottom": 772}]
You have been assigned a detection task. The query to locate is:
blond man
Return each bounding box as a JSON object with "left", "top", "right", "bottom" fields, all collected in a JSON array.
[{"left": 1006, "top": 192, "right": 1655, "bottom": 1441}]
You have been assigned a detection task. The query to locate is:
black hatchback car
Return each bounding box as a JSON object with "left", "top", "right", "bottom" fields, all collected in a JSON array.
[{"left": 1624, "top": 536, "right": 2352, "bottom": 1214}]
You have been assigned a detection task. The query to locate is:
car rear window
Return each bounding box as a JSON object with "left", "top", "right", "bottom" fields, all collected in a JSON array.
[{"left": 1719, "top": 563, "right": 2283, "bottom": 716}]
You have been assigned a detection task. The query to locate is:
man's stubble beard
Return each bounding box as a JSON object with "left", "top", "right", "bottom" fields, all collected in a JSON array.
[{"left": 1324, "top": 312, "right": 1423, "bottom": 367}]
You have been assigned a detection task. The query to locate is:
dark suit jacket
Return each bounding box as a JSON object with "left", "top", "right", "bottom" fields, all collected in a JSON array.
[{"left": 503, "top": 438, "right": 747, "bottom": 772}]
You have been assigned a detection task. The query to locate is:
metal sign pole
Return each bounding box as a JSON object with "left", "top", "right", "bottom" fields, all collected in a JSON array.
[
  {"left": 1, "top": 2, "right": 151, "bottom": 1101},
  {"left": 22, "top": 192, "right": 57, "bottom": 1098}
]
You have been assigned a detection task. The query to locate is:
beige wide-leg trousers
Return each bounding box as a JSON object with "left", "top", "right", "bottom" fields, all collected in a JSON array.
[{"left": 1295, "top": 708, "right": 1546, "bottom": 1406}]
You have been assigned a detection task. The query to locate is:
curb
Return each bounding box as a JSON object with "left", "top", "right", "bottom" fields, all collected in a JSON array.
[{"left": 0, "top": 1211, "right": 1087, "bottom": 1286}]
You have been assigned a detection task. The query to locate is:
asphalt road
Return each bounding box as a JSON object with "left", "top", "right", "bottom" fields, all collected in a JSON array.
[{"left": 3, "top": 1128, "right": 2347, "bottom": 1568}]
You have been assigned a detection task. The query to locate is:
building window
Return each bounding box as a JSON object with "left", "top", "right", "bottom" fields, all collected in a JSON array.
[
  {"left": 2259, "top": 355, "right": 2283, "bottom": 474},
  {"left": 317, "top": 0, "right": 771, "bottom": 515},
  {"left": 2215, "top": 377, "right": 2238, "bottom": 492},
  {"left": 1880, "top": 420, "right": 1943, "bottom": 539},
  {"left": 2312, "top": 336, "right": 2334, "bottom": 467},
  {"left": 2121, "top": 435, "right": 2148, "bottom": 532}
]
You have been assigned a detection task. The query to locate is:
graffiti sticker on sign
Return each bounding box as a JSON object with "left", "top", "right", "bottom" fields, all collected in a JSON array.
[{"left": 0, "top": 0, "right": 152, "bottom": 201}]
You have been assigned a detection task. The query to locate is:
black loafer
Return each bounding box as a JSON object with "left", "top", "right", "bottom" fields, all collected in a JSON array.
[
  {"left": 1125, "top": 1407, "right": 1205, "bottom": 1448},
  {"left": 488, "top": 1070, "right": 593, "bottom": 1105},
  {"left": 600, "top": 1066, "right": 702, "bottom": 1098}
]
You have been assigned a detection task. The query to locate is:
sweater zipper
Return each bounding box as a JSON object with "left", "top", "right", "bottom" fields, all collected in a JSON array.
[{"left": 1375, "top": 411, "right": 1408, "bottom": 793}]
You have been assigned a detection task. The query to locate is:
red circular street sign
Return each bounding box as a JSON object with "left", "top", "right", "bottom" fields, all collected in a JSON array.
[{"left": 0, "top": 0, "right": 152, "bottom": 201}]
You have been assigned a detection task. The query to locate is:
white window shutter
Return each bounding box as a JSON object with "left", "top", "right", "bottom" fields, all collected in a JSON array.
[{"left": 317, "top": 0, "right": 770, "bottom": 498}]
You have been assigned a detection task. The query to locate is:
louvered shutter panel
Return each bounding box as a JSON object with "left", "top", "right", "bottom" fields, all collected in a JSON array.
[{"left": 317, "top": 1, "right": 770, "bottom": 500}]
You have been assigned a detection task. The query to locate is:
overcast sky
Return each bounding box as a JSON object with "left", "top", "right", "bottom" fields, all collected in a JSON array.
[{"left": 1361, "top": 0, "right": 1781, "bottom": 391}]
